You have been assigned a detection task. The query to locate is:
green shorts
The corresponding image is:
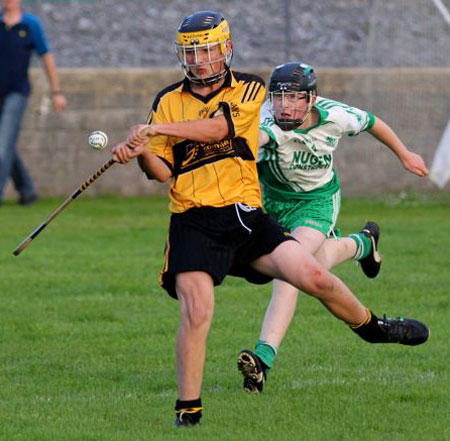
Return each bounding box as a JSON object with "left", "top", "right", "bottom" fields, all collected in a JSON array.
[{"left": 263, "top": 189, "right": 341, "bottom": 236}]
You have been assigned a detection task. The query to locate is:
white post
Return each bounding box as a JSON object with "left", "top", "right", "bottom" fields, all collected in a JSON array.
[{"left": 430, "top": 118, "right": 450, "bottom": 188}]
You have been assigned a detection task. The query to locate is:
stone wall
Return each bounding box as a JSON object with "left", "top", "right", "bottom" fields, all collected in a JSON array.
[
  {"left": 4, "top": 67, "right": 450, "bottom": 199},
  {"left": 24, "top": 0, "right": 450, "bottom": 69}
]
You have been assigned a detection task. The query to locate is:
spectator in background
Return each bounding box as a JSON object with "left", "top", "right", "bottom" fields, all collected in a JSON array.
[{"left": 0, "top": 0, "right": 66, "bottom": 206}]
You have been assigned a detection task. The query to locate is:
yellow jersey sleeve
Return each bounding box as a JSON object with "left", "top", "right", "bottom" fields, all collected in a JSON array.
[{"left": 219, "top": 78, "right": 266, "bottom": 140}]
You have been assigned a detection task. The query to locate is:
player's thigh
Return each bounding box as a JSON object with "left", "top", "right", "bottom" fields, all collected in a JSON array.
[
  {"left": 291, "top": 225, "right": 327, "bottom": 255},
  {"left": 251, "top": 240, "right": 327, "bottom": 292}
]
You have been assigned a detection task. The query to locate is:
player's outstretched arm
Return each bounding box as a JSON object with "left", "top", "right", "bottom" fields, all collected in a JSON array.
[
  {"left": 368, "top": 117, "right": 429, "bottom": 177},
  {"left": 149, "top": 115, "right": 229, "bottom": 143}
]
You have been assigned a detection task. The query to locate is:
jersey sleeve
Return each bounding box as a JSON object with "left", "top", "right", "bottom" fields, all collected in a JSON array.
[
  {"left": 259, "top": 100, "right": 279, "bottom": 145},
  {"left": 24, "top": 14, "right": 50, "bottom": 56},
  {"left": 335, "top": 104, "right": 375, "bottom": 137},
  {"left": 260, "top": 99, "right": 273, "bottom": 125},
  {"left": 258, "top": 100, "right": 280, "bottom": 162},
  {"left": 218, "top": 77, "right": 266, "bottom": 139},
  {"left": 257, "top": 136, "right": 278, "bottom": 163}
]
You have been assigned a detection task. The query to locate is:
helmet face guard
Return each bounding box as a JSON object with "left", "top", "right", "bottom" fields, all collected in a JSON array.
[
  {"left": 175, "top": 40, "right": 232, "bottom": 86},
  {"left": 269, "top": 90, "right": 316, "bottom": 131},
  {"left": 176, "top": 11, "right": 232, "bottom": 86},
  {"left": 268, "top": 62, "right": 318, "bottom": 131}
]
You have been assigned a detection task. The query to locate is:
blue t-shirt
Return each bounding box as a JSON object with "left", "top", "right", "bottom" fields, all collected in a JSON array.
[{"left": 0, "top": 11, "right": 50, "bottom": 97}]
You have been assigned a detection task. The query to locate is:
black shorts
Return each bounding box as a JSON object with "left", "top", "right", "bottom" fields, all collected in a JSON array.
[{"left": 160, "top": 203, "right": 296, "bottom": 299}]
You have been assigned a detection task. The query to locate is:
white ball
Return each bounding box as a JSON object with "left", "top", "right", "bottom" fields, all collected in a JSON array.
[{"left": 88, "top": 131, "right": 108, "bottom": 150}]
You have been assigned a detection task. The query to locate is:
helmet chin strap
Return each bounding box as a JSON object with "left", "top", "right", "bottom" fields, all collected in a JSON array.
[
  {"left": 187, "top": 67, "right": 228, "bottom": 86},
  {"left": 276, "top": 118, "right": 305, "bottom": 131}
]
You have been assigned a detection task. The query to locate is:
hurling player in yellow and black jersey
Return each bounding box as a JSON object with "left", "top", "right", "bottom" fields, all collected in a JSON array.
[{"left": 111, "top": 11, "right": 428, "bottom": 427}]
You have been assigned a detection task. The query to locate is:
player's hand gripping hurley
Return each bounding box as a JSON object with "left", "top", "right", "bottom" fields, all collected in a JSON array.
[{"left": 12, "top": 127, "right": 151, "bottom": 256}]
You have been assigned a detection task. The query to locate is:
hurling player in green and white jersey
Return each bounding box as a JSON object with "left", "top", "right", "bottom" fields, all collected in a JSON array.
[{"left": 238, "top": 62, "right": 429, "bottom": 393}]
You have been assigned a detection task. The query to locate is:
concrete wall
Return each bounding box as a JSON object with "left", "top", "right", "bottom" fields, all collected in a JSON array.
[{"left": 5, "top": 67, "right": 450, "bottom": 199}]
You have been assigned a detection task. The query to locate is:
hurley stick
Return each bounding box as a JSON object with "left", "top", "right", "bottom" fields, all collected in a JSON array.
[
  {"left": 13, "top": 159, "right": 116, "bottom": 256},
  {"left": 13, "top": 127, "right": 151, "bottom": 256}
]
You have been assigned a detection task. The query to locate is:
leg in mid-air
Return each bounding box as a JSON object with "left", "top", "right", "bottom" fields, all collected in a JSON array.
[
  {"left": 238, "top": 238, "right": 429, "bottom": 393},
  {"left": 314, "top": 221, "right": 382, "bottom": 277},
  {"left": 252, "top": 193, "right": 382, "bottom": 364}
]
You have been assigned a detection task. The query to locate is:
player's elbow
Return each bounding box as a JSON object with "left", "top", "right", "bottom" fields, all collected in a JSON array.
[
  {"left": 138, "top": 152, "right": 172, "bottom": 182},
  {"left": 207, "top": 126, "right": 229, "bottom": 142},
  {"left": 147, "top": 166, "right": 172, "bottom": 182},
  {"left": 154, "top": 170, "right": 172, "bottom": 182}
]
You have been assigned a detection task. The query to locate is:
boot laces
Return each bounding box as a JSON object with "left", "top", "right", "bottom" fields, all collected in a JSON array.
[{"left": 379, "top": 315, "right": 409, "bottom": 342}]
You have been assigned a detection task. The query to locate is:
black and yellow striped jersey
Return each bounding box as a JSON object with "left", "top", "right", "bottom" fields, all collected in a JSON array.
[{"left": 146, "top": 70, "right": 265, "bottom": 213}]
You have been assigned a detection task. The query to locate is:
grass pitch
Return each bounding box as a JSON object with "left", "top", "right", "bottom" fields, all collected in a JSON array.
[{"left": 1, "top": 194, "right": 449, "bottom": 440}]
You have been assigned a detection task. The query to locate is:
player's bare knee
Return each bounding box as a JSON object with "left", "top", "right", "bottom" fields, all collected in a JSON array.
[
  {"left": 183, "top": 299, "right": 213, "bottom": 330},
  {"left": 177, "top": 281, "right": 214, "bottom": 330},
  {"left": 300, "top": 266, "right": 334, "bottom": 297}
]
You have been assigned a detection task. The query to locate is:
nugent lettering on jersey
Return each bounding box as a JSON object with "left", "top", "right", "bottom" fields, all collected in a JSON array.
[
  {"left": 173, "top": 137, "right": 255, "bottom": 175},
  {"left": 290, "top": 152, "right": 332, "bottom": 170}
]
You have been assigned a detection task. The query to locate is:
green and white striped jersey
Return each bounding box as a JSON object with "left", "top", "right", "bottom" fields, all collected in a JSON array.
[{"left": 258, "top": 97, "right": 375, "bottom": 200}]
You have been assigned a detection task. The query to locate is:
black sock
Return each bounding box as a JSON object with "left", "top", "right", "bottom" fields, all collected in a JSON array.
[
  {"left": 175, "top": 398, "right": 203, "bottom": 426},
  {"left": 350, "top": 311, "right": 387, "bottom": 343}
]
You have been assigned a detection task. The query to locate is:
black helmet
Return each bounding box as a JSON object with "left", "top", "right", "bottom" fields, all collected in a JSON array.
[
  {"left": 269, "top": 62, "right": 317, "bottom": 95},
  {"left": 269, "top": 62, "right": 317, "bottom": 130},
  {"left": 176, "top": 11, "right": 232, "bottom": 86}
]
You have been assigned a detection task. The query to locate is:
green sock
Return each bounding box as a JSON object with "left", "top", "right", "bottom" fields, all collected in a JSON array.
[
  {"left": 348, "top": 232, "right": 372, "bottom": 260},
  {"left": 254, "top": 340, "right": 278, "bottom": 371}
]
